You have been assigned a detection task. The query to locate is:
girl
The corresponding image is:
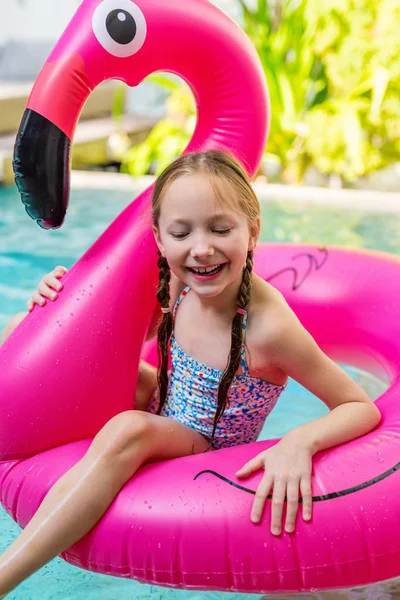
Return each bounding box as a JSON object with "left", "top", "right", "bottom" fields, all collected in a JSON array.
[{"left": 0, "top": 150, "right": 380, "bottom": 598}]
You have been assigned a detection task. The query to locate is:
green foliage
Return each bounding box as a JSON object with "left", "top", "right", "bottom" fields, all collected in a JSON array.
[
  {"left": 121, "top": 0, "right": 400, "bottom": 183},
  {"left": 240, "top": 0, "right": 400, "bottom": 183},
  {"left": 238, "top": 0, "right": 328, "bottom": 182},
  {"left": 301, "top": 0, "right": 400, "bottom": 182},
  {"left": 120, "top": 79, "right": 195, "bottom": 176},
  {"left": 111, "top": 81, "right": 127, "bottom": 130}
]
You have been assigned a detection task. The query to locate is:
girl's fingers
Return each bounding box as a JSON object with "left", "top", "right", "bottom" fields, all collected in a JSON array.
[
  {"left": 300, "top": 476, "right": 313, "bottom": 521},
  {"left": 39, "top": 281, "right": 54, "bottom": 297},
  {"left": 236, "top": 453, "right": 265, "bottom": 478},
  {"left": 53, "top": 266, "right": 67, "bottom": 277},
  {"left": 37, "top": 281, "right": 56, "bottom": 300},
  {"left": 284, "top": 478, "right": 300, "bottom": 533},
  {"left": 29, "top": 267, "right": 67, "bottom": 308},
  {"left": 270, "top": 478, "right": 287, "bottom": 535},
  {"left": 44, "top": 275, "right": 63, "bottom": 292},
  {"left": 31, "top": 291, "right": 46, "bottom": 307},
  {"left": 251, "top": 472, "right": 273, "bottom": 524}
]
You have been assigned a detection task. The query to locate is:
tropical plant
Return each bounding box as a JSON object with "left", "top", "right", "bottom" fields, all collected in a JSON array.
[
  {"left": 120, "top": 0, "right": 400, "bottom": 185},
  {"left": 302, "top": 0, "right": 400, "bottom": 183},
  {"left": 120, "top": 75, "right": 195, "bottom": 176},
  {"left": 243, "top": 0, "right": 400, "bottom": 183},
  {"left": 237, "top": 0, "right": 329, "bottom": 182}
]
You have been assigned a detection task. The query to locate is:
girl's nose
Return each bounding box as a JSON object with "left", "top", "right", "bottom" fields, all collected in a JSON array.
[{"left": 190, "top": 234, "right": 214, "bottom": 260}]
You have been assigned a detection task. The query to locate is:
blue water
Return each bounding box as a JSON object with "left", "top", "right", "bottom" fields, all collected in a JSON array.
[{"left": 0, "top": 183, "right": 394, "bottom": 599}]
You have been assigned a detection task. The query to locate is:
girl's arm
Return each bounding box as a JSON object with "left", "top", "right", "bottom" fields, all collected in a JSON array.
[
  {"left": 237, "top": 297, "right": 380, "bottom": 535},
  {"left": 146, "top": 307, "right": 162, "bottom": 341},
  {"left": 270, "top": 306, "right": 381, "bottom": 451}
]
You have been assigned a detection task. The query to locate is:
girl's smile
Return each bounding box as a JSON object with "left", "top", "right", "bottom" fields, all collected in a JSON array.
[{"left": 186, "top": 262, "right": 227, "bottom": 281}]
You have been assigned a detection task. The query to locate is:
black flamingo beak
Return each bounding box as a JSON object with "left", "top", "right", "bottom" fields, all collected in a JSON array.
[{"left": 13, "top": 109, "right": 71, "bottom": 230}]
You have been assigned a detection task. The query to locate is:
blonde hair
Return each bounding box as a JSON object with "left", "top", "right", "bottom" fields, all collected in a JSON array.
[{"left": 152, "top": 149, "right": 260, "bottom": 448}]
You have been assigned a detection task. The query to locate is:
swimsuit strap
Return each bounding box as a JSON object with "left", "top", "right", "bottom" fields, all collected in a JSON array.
[
  {"left": 172, "top": 285, "right": 249, "bottom": 375},
  {"left": 172, "top": 285, "right": 191, "bottom": 318}
]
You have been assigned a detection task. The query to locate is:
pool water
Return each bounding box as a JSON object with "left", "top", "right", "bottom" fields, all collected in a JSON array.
[{"left": 0, "top": 182, "right": 397, "bottom": 600}]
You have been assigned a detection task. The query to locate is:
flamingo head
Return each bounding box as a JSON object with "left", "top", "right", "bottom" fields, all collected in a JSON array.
[{"left": 13, "top": 0, "right": 268, "bottom": 228}]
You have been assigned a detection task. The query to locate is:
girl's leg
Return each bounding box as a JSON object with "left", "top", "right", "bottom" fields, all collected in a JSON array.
[
  {"left": 0, "top": 410, "right": 210, "bottom": 598},
  {"left": 0, "top": 313, "right": 27, "bottom": 344}
]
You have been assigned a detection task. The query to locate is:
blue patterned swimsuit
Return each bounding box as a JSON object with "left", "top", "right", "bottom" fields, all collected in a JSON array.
[{"left": 148, "top": 286, "right": 287, "bottom": 449}]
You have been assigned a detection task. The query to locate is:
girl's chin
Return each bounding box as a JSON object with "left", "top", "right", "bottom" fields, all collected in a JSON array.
[{"left": 185, "top": 269, "right": 245, "bottom": 297}]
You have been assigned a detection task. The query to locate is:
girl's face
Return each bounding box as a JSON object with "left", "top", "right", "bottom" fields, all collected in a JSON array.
[{"left": 154, "top": 173, "right": 259, "bottom": 299}]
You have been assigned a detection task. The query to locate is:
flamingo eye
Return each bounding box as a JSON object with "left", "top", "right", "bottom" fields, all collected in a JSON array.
[{"left": 92, "top": 0, "right": 146, "bottom": 58}]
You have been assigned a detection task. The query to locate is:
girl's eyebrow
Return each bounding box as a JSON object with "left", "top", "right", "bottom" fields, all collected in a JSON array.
[
  {"left": 166, "top": 213, "right": 235, "bottom": 226},
  {"left": 209, "top": 214, "right": 236, "bottom": 224},
  {"left": 210, "top": 212, "right": 231, "bottom": 219},
  {"left": 166, "top": 218, "right": 190, "bottom": 226}
]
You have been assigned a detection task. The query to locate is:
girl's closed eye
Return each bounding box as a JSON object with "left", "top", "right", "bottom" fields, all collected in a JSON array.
[
  {"left": 213, "top": 228, "right": 231, "bottom": 235},
  {"left": 170, "top": 232, "right": 189, "bottom": 239}
]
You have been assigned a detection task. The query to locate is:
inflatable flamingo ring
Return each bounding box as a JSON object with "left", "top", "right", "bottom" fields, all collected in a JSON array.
[{"left": 2, "top": 0, "right": 400, "bottom": 594}]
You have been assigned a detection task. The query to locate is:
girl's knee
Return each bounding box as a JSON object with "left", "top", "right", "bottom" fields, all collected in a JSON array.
[
  {"left": 0, "top": 312, "right": 28, "bottom": 343},
  {"left": 93, "top": 410, "right": 154, "bottom": 460}
]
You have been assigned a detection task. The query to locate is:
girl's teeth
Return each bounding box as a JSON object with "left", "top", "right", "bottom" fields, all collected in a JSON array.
[{"left": 193, "top": 266, "right": 220, "bottom": 274}]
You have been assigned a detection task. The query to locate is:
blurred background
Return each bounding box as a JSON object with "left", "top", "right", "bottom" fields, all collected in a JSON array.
[{"left": 1, "top": 0, "right": 400, "bottom": 190}]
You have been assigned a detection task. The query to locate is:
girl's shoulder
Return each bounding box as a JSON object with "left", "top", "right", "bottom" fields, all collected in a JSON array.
[
  {"left": 250, "top": 274, "right": 289, "bottom": 317},
  {"left": 247, "top": 275, "right": 298, "bottom": 351}
]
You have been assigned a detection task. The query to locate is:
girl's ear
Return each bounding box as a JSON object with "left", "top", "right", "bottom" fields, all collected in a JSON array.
[
  {"left": 248, "top": 217, "right": 260, "bottom": 252},
  {"left": 152, "top": 225, "right": 165, "bottom": 257}
]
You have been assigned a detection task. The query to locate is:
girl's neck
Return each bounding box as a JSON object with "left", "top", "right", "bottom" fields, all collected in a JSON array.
[{"left": 191, "top": 272, "right": 243, "bottom": 318}]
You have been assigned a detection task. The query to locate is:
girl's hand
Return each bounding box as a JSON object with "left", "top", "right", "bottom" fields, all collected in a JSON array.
[
  {"left": 236, "top": 437, "right": 313, "bottom": 535},
  {"left": 27, "top": 266, "right": 68, "bottom": 311}
]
